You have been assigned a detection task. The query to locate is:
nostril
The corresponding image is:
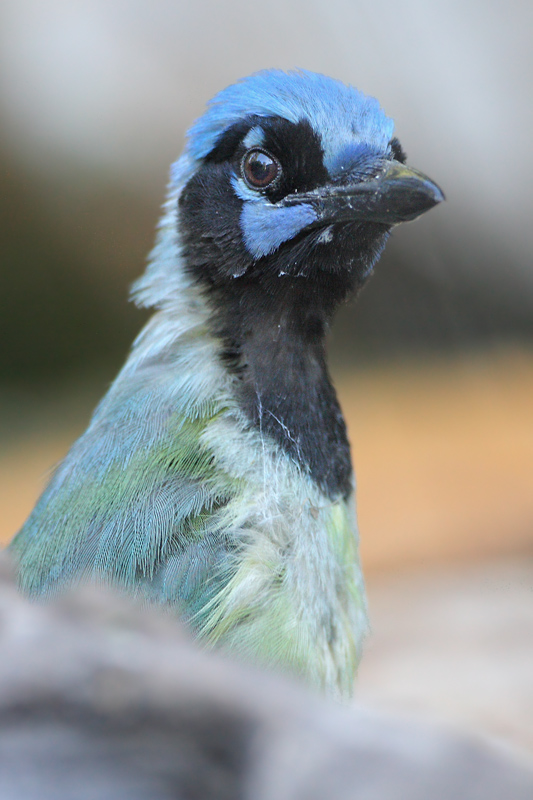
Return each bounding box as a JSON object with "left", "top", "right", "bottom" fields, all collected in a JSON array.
[
  {"left": 330, "top": 158, "right": 388, "bottom": 188},
  {"left": 326, "top": 141, "right": 385, "bottom": 180}
]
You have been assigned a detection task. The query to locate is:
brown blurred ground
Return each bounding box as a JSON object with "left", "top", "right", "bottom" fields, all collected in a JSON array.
[
  {"left": 3, "top": 348, "right": 532, "bottom": 570},
  {"left": 342, "top": 348, "right": 533, "bottom": 573}
]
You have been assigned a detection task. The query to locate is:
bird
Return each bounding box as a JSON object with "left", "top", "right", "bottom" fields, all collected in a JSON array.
[{"left": 9, "top": 70, "right": 443, "bottom": 699}]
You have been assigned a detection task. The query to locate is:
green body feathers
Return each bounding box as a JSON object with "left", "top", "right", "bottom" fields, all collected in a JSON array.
[{"left": 11, "top": 266, "right": 367, "bottom": 699}]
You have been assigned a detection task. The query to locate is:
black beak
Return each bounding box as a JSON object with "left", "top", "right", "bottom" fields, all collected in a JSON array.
[{"left": 279, "top": 161, "right": 444, "bottom": 226}]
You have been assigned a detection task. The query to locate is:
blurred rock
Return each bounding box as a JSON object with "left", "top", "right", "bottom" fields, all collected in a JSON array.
[{"left": 0, "top": 556, "right": 531, "bottom": 799}]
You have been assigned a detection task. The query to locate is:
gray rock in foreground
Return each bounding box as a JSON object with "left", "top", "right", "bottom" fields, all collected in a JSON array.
[{"left": 0, "top": 558, "right": 531, "bottom": 800}]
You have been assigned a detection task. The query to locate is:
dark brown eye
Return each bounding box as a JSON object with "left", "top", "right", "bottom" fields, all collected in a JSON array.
[{"left": 241, "top": 149, "right": 280, "bottom": 189}]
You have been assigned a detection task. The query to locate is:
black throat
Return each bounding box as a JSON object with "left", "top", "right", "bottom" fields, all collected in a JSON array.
[
  {"left": 176, "top": 115, "right": 390, "bottom": 500},
  {"left": 203, "top": 273, "right": 353, "bottom": 500}
]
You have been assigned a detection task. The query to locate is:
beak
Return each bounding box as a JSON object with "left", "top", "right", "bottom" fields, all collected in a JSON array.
[{"left": 279, "top": 161, "right": 444, "bottom": 226}]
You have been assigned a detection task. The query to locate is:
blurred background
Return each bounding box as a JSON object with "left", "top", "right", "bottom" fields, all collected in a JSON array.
[{"left": 1, "top": 0, "right": 532, "bottom": 760}]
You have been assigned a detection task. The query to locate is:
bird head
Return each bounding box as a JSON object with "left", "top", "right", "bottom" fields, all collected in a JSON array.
[{"left": 173, "top": 69, "right": 443, "bottom": 316}]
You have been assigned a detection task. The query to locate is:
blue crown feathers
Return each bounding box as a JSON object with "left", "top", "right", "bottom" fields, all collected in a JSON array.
[{"left": 171, "top": 70, "right": 394, "bottom": 186}]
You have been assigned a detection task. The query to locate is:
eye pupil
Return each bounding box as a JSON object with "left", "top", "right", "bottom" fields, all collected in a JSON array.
[{"left": 242, "top": 149, "right": 280, "bottom": 188}]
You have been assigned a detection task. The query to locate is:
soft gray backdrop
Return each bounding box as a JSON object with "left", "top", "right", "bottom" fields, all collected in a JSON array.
[{"left": 1, "top": 0, "right": 532, "bottom": 383}]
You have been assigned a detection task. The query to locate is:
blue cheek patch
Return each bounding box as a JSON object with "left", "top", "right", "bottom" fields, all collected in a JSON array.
[{"left": 240, "top": 200, "right": 317, "bottom": 258}]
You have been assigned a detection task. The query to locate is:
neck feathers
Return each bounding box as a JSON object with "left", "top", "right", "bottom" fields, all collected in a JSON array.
[{"left": 130, "top": 181, "right": 352, "bottom": 500}]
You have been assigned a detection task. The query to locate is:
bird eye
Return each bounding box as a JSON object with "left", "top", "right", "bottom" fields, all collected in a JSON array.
[{"left": 241, "top": 149, "right": 280, "bottom": 189}]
